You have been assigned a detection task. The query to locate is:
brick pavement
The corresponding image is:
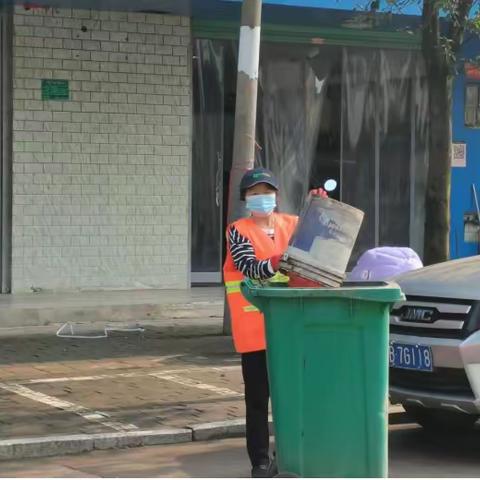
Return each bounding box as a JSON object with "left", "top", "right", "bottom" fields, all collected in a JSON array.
[
  {"left": 0, "top": 326, "right": 407, "bottom": 461},
  {"left": 0, "top": 329, "right": 245, "bottom": 440}
]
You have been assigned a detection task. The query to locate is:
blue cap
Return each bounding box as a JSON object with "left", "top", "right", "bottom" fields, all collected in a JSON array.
[{"left": 240, "top": 168, "right": 279, "bottom": 200}]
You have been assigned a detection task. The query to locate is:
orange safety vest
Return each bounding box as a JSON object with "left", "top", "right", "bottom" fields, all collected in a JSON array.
[{"left": 223, "top": 213, "right": 298, "bottom": 353}]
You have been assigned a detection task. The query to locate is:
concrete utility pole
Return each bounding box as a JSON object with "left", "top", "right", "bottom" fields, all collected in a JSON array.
[{"left": 224, "top": 0, "right": 263, "bottom": 335}]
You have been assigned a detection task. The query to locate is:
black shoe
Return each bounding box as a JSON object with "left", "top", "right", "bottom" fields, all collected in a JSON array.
[
  {"left": 251, "top": 464, "right": 271, "bottom": 478},
  {"left": 268, "top": 458, "right": 278, "bottom": 477}
]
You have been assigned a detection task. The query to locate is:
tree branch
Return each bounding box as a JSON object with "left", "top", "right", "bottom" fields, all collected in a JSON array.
[{"left": 451, "top": 0, "right": 474, "bottom": 53}]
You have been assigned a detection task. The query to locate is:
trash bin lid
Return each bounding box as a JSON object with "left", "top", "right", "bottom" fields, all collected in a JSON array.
[{"left": 242, "top": 279, "right": 405, "bottom": 304}]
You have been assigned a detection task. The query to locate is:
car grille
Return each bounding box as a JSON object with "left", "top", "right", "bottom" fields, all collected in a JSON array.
[
  {"left": 390, "top": 296, "right": 478, "bottom": 339},
  {"left": 390, "top": 367, "right": 475, "bottom": 397}
]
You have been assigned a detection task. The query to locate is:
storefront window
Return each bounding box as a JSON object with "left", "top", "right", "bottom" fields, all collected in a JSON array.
[
  {"left": 192, "top": 38, "right": 429, "bottom": 277},
  {"left": 465, "top": 83, "right": 480, "bottom": 127}
]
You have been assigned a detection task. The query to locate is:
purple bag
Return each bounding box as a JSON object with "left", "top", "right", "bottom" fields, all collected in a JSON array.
[{"left": 348, "top": 247, "right": 423, "bottom": 282}]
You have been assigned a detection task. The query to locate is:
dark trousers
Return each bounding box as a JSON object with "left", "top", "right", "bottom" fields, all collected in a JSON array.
[{"left": 241, "top": 350, "right": 270, "bottom": 468}]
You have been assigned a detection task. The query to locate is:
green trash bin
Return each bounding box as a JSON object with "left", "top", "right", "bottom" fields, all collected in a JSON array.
[{"left": 241, "top": 280, "right": 404, "bottom": 478}]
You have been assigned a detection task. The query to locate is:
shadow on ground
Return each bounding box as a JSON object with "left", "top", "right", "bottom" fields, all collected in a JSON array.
[{"left": 389, "top": 422, "right": 480, "bottom": 477}]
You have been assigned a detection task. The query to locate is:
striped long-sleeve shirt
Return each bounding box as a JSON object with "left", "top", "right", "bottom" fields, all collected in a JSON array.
[{"left": 228, "top": 226, "right": 276, "bottom": 280}]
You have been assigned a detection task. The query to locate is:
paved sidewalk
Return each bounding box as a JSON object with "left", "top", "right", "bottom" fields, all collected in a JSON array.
[
  {"left": 0, "top": 326, "right": 407, "bottom": 460},
  {"left": 0, "top": 330, "right": 242, "bottom": 438},
  {"left": 0, "top": 287, "right": 224, "bottom": 330}
]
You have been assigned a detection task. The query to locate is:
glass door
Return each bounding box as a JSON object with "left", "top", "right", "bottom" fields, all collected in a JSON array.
[{"left": 191, "top": 39, "right": 225, "bottom": 284}]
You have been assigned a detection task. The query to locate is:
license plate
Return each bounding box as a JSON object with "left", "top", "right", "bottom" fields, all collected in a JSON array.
[{"left": 389, "top": 343, "right": 433, "bottom": 372}]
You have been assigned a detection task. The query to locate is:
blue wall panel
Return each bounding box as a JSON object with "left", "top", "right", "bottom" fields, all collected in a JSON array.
[{"left": 451, "top": 39, "right": 480, "bottom": 258}]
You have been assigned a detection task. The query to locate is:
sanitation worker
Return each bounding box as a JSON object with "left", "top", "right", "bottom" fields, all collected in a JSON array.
[{"left": 223, "top": 167, "right": 326, "bottom": 477}]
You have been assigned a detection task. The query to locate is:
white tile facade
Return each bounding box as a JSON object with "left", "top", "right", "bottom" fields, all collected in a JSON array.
[{"left": 12, "top": 7, "right": 192, "bottom": 291}]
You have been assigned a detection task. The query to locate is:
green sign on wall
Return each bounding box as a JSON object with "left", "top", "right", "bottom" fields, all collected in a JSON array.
[{"left": 41, "top": 79, "right": 69, "bottom": 101}]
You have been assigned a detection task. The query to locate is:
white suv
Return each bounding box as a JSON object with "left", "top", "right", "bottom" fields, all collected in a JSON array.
[{"left": 389, "top": 255, "right": 480, "bottom": 430}]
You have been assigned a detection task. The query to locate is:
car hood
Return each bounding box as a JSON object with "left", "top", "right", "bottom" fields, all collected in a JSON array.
[{"left": 394, "top": 255, "right": 480, "bottom": 301}]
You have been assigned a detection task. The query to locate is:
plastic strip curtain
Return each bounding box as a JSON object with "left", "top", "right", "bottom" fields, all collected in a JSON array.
[
  {"left": 341, "top": 48, "right": 377, "bottom": 262},
  {"left": 256, "top": 44, "right": 428, "bottom": 259},
  {"left": 378, "top": 49, "right": 429, "bottom": 256},
  {"left": 411, "top": 56, "right": 429, "bottom": 258},
  {"left": 341, "top": 48, "right": 428, "bottom": 261},
  {"left": 258, "top": 44, "right": 326, "bottom": 214},
  {"left": 191, "top": 40, "right": 429, "bottom": 267},
  {"left": 378, "top": 49, "right": 413, "bottom": 247}
]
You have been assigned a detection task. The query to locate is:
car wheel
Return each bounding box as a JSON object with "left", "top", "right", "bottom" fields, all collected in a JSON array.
[{"left": 403, "top": 404, "right": 479, "bottom": 432}]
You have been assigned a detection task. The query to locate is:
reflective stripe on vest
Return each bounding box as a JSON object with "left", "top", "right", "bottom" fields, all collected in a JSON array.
[
  {"left": 223, "top": 213, "right": 298, "bottom": 353},
  {"left": 225, "top": 280, "right": 241, "bottom": 294},
  {"left": 243, "top": 305, "right": 260, "bottom": 313}
]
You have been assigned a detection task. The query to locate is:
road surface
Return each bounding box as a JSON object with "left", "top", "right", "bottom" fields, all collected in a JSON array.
[{"left": 1, "top": 422, "right": 480, "bottom": 477}]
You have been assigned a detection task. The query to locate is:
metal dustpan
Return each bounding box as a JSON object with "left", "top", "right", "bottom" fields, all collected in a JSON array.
[{"left": 280, "top": 196, "right": 364, "bottom": 287}]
